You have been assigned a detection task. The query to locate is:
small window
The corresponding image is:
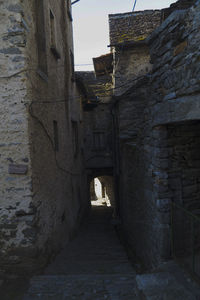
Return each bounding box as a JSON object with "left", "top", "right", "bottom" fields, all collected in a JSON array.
[
  {"left": 50, "top": 9, "right": 61, "bottom": 59},
  {"left": 93, "top": 131, "right": 106, "bottom": 151},
  {"left": 70, "top": 50, "right": 75, "bottom": 81},
  {"left": 50, "top": 10, "right": 56, "bottom": 48},
  {"left": 72, "top": 121, "right": 79, "bottom": 157},
  {"left": 36, "top": 0, "right": 48, "bottom": 77},
  {"left": 53, "top": 120, "right": 59, "bottom": 151}
]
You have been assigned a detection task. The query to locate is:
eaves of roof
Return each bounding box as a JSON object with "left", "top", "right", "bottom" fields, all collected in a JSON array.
[{"left": 108, "top": 39, "right": 147, "bottom": 49}]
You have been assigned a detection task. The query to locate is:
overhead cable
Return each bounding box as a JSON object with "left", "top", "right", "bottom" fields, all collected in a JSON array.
[
  {"left": 132, "top": 0, "right": 138, "bottom": 12},
  {"left": 71, "top": 0, "right": 80, "bottom": 5}
]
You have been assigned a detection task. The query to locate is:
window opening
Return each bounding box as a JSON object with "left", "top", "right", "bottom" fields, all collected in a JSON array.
[
  {"left": 50, "top": 10, "right": 56, "bottom": 48},
  {"left": 36, "top": 0, "right": 48, "bottom": 76},
  {"left": 50, "top": 9, "right": 61, "bottom": 59}
]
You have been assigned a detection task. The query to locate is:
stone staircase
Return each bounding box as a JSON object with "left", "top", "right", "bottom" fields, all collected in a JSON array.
[
  {"left": 23, "top": 206, "right": 200, "bottom": 300},
  {"left": 136, "top": 264, "right": 200, "bottom": 300},
  {"left": 24, "top": 274, "right": 139, "bottom": 299},
  {"left": 23, "top": 207, "right": 141, "bottom": 299}
]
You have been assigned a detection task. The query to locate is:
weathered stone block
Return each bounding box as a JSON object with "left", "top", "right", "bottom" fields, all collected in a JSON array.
[
  {"left": 174, "top": 41, "right": 188, "bottom": 57},
  {"left": 0, "top": 47, "right": 22, "bottom": 54},
  {"left": 8, "top": 164, "right": 28, "bottom": 175}
]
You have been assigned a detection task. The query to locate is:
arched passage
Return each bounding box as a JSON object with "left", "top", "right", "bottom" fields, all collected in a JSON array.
[
  {"left": 87, "top": 168, "right": 117, "bottom": 215},
  {"left": 90, "top": 176, "right": 115, "bottom": 208}
]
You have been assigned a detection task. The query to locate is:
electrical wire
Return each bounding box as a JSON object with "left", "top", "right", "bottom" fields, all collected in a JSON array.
[
  {"left": 0, "top": 65, "right": 67, "bottom": 79},
  {"left": 71, "top": 0, "right": 80, "bottom": 5},
  {"left": 0, "top": 65, "right": 147, "bottom": 102},
  {"left": 28, "top": 101, "right": 81, "bottom": 176},
  {"left": 0, "top": 0, "right": 145, "bottom": 103},
  {"left": 0, "top": 11, "right": 139, "bottom": 96},
  {"left": 132, "top": 0, "right": 138, "bottom": 12}
]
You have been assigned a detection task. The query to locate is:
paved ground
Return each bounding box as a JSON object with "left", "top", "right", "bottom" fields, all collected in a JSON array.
[
  {"left": 23, "top": 206, "right": 141, "bottom": 299},
  {"left": 1, "top": 206, "right": 200, "bottom": 299}
]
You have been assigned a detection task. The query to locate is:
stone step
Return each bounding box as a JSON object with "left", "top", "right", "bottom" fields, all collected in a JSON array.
[
  {"left": 46, "top": 258, "right": 131, "bottom": 264},
  {"left": 45, "top": 261, "right": 134, "bottom": 275},
  {"left": 22, "top": 206, "right": 200, "bottom": 299},
  {"left": 23, "top": 274, "right": 140, "bottom": 300},
  {"left": 58, "top": 253, "right": 128, "bottom": 259},
  {"left": 136, "top": 271, "right": 200, "bottom": 300}
]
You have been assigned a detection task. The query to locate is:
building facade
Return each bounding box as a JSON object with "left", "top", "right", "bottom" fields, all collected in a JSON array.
[
  {"left": 109, "top": 10, "right": 161, "bottom": 96},
  {"left": 0, "top": 0, "right": 87, "bottom": 273},
  {"left": 76, "top": 71, "right": 115, "bottom": 209},
  {"left": 1, "top": 0, "right": 200, "bottom": 275},
  {"left": 111, "top": 0, "right": 200, "bottom": 268}
]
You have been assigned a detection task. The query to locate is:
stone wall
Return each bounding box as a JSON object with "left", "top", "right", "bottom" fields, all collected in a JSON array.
[
  {"left": 115, "top": 1, "right": 200, "bottom": 268},
  {"left": 109, "top": 11, "right": 161, "bottom": 96},
  {"left": 0, "top": 0, "right": 87, "bottom": 274},
  {"left": 76, "top": 71, "right": 113, "bottom": 103},
  {"left": 168, "top": 122, "right": 200, "bottom": 211},
  {"left": 78, "top": 72, "right": 113, "bottom": 170},
  {"left": 0, "top": 0, "right": 34, "bottom": 273},
  {"left": 27, "top": 0, "right": 88, "bottom": 272},
  {"left": 161, "top": 0, "right": 196, "bottom": 21},
  {"left": 148, "top": 2, "right": 200, "bottom": 126},
  {"left": 113, "top": 45, "right": 152, "bottom": 96},
  {"left": 83, "top": 103, "right": 113, "bottom": 170},
  {"left": 167, "top": 121, "right": 200, "bottom": 255},
  {"left": 98, "top": 176, "right": 115, "bottom": 208},
  {"left": 77, "top": 71, "right": 114, "bottom": 209},
  {"left": 115, "top": 78, "right": 161, "bottom": 267}
]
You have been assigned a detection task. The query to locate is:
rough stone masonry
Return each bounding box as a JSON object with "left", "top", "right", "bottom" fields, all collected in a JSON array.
[
  {"left": 1, "top": 0, "right": 200, "bottom": 277},
  {"left": 113, "top": 0, "right": 200, "bottom": 268},
  {"left": 0, "top": 0, "right": 88, "bottom": 274}
]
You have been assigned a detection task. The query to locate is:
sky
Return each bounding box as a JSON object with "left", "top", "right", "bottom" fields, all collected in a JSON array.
[{"left": 72, "top": 0, "right": 175, "bottom": 71}]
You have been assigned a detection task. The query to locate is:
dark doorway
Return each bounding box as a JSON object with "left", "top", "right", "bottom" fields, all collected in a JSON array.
[{"left": 167, "top": 120, "right": 200, "bottom": 277}]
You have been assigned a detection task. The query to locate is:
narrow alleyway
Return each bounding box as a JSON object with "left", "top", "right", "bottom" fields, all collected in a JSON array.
[
  {"left": 23, "top": 206, "right": 140, "bottom": 299},
  {"left": 22, "top": 206, "right": 200, "bottom": 300},
  {"left": 1, "top": 205, "right": 200, "bottom": 299}
]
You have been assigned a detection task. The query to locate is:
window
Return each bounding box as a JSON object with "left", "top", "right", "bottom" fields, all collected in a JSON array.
[
  {"left": 50, "top": 10, "right": 56, "bottom": 48},
  {"left": 35, "top": 0, "right": 48, "bottom": 77},
  {"left": 70, "top": 50, "right": 75, "bottom": 81},
  {"left": 72, "top": 121, "right": 79, "bottom": 157},
  {"left": 53, "top": 121, "right": 59, "bottom": 151},
  {"left": 50, "top": 9, "right": 60, "bottom": 59},
  {"left": 93, "top": 131, "right": 106, "bottom": 150}
]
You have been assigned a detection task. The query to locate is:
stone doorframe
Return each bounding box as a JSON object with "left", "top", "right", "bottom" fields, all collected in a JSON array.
[{"left": 152, "top": 125, "right": 171, "bottom": 260}]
